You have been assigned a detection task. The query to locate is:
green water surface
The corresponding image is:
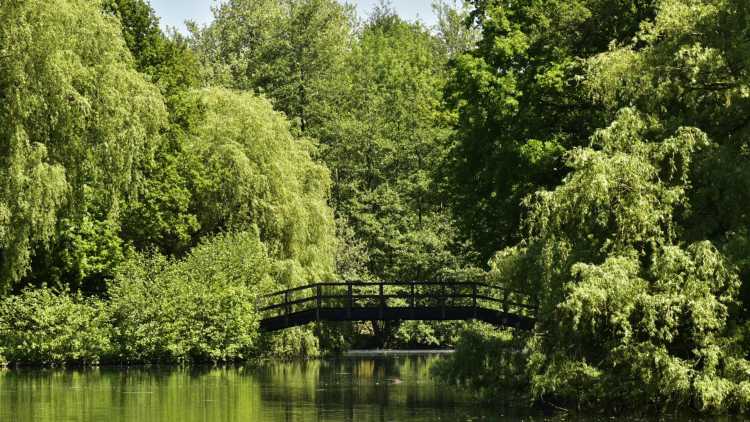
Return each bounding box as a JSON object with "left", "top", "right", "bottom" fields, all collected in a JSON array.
[
  {"left": 0, "top": 353, "right": 738, "bottom": 421},
  {"left": 0, "top": 354, "right": 521, "bottom": 421}
]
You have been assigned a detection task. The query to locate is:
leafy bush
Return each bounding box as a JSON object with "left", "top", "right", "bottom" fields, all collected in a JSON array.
[
  {"left": 257, "top": 327, "right": 320, "bottom": 360},
  {"left": 439, "top": 110, "right": 750, "bottom": 413},
  {"left": 0, "top": 288, "right": 111, "bottom": 365},
  {"left": 108, "top": 231, "right": 270, "bottom": 363}
]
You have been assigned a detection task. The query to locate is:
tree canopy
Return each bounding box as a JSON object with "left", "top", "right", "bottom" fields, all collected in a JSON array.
[
  {"left": 3, "top": 0, "right": 750, "bottom": 412},
  {"left": 0, "top": 0, "right": 166, "bottom": 292},
  {"left": 440, "top": 0, "right": 750, "bottom": 412}
]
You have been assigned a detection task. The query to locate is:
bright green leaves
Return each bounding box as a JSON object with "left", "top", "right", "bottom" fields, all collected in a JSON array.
[
  {"left": 581, "top": 0, "right": 750, "bottom": 320},
  {"left": 0, "top": 288, "right": 112, "bottom": 366},
  {"left": 585, "top": 0, "right": 748, "bottom": 135},
  {"left": 103, "top": 0, "right": 202, "bottom": 108},
  {"left": 108, "top": 231, "right": 269, "bottom": 363},
  {"left": 0, "top": 0, "right": 337, "bottom": 296},
  {"left": 320, "top": 12, "right": 460, "bottom": 282},
  {"left": 560, "top": 243, "right": 738, "bottom": 358},
  {"left": 0, "top": 130, "right": 68, "bottom": 287},
  {"left": 187, "top": 88, "right": 335, "bottom": 282},
  {"left": 455, "top": 66, "right": 748, "bottom": 408},
  {"left": 547, "top": 242, "right": 742, "bottom": 410},
  {"left": 433, "top": 0, "right": 481, "bottom": 57},
  {"left": 517, "top": 109, "right": 738, "bottom": 394},
  {"left": 191, "top": 0, "right": 353, "bottom": 133},
  {"left": 563, "top": 255, "right": 646, "bottom": 347},
  {"left": 525, "top": 109, "right": 708, "bottom": 257},
  {"left": 0, "top": 0, "right": 166, "bottom": 291},
  {"left": 0, "top": 0, "right": 166, "bottom": 195},
  {"left": 444, "top": 0, "right": 653, "bottom": 259}
]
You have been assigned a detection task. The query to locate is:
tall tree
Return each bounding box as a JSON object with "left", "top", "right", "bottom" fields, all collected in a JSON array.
[
  {"left": 321, "top": 8, "right": 463, "bottom": 283},
  {"left": 441, "top": 0, "right": 750, "bottom": 412},
  {"left": 583, "top": 0, "right": 750, "bottom": 326},
  {"left": 103, "top": 0, "right": 205, "bottom": 258},
  {"left": 185, "top": 88, "right": 336, "bottom": 282},
  {"left": 432, "top": 0, "right": 480, "bottom": 57},
  {"left": 190, "top": 0, "right": 353, "bottom": 134},
  {"left": 444, "top": 0, "right": 655, "bottom": 261},
  {"left": 0, "top": 0, "right": 166, "bottom": 293}
]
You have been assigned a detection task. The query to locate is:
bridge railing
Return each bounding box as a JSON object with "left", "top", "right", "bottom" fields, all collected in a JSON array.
[{"left": 257, "top": 281, "right": 536, "bottom": 320}]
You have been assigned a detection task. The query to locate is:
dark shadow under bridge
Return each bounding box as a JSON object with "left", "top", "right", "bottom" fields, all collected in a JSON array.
[{"left": 258, "top": 281, "right": 536, "bottom": 332}]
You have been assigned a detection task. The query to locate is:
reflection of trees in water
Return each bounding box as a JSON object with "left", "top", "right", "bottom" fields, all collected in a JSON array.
[
  {"left": 0, "top": 356, "right": 475, "bottom": 422},
  {"left": 247, "top": 354, "right": 455, "bottom": 420},
  {"left": 0, "top": 366, "right": 266, "bottom": 421}
]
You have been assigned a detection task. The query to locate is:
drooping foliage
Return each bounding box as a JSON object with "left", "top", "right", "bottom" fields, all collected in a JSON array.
[
  {"left": 103, "top": 0, "right": 205, "bottom": 259},
  {"left": 0, "top": 0, "right": 167, "bottom": 293},
  {"left": 5, "top": 0, "right": 750, "bottom": 411},
  {"left": 192, "top": 0, "right": 476, "bottom": 348},
  {"left": 511, "top": 111, "right": 747, "bottom": 411},
  {"left": 0, "top": 0, "right": 337, "bottom": 363},
  {"left": 443, "top": 0, "right": 656, "bottom": 261},
  {"left": 440, "top": 0, "right": 750, "bottom": 413},
  {"left": 186, "top": 87, "right": 336, "bottom": 282}
]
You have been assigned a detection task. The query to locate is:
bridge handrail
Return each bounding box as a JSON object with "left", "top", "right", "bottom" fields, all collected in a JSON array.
[
  {"left": 257, "top": 280, "right": 537, "bottom": 318},
  {"left": 258, "top": 295, "right": 537, "bottom": 313},
  {"left": 260, "top": 280, "right": 528, "bottom": 299}
]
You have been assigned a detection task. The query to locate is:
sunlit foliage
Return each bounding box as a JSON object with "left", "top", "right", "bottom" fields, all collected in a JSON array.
[{"left": 0, "top": 0, "right": 166, "bottom": 291}]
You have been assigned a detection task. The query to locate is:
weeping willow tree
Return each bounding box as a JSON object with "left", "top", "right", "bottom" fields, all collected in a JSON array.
[
  {"left": 0, "top": 0, "right": 167, "bottom": 293},
  {"left": 440, "top": 0, "right": 750, "bottom": 412},
  {"left": 186, "top": 87, "right": 336, "bottom": 284},
  {"left": 509, "top": 110, "right": 748, "bottom": 412}
]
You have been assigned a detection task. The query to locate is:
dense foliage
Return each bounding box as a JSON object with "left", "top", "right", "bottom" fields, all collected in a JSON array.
[
  {"left": 189, "top": 0, "right": 353, "bottom": 134},
  {"left": 0, "top": 288, "right": 111, "bottom": 366},
  {"left": 0, "top": 0, "right": 166, "bottom": 292},
  {"left": 108, "top": 231, "right": 267, "bottom": 363},
  {"left": 0, "top": 0, "right": 334, "bottom": 363},
  {"left": 3, "top": 0, "right": 750, "bottom": 414},
  {"left": 438, "top": 0, "right": 750, "bottom": 414}
]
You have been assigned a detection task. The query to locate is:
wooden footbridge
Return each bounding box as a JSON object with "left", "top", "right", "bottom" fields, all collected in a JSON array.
[{"left": 258, "top": 281, "right": 536, "bottom": 332}]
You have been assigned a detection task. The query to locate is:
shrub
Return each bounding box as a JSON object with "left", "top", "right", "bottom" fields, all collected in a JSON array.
[
  {"left": 0, "top": 288, "right": 111, "bottom": 365},
  {"left": 257, "top": 327, "right": 320, "bottom": 360},
  {"left": 108, "top": 231, "right": 271, "bottom": 363}
]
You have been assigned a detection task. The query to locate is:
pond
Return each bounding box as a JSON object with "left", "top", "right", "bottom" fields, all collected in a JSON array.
[{"left": 0, "top": 352, "right": 738, "bottom": 421}]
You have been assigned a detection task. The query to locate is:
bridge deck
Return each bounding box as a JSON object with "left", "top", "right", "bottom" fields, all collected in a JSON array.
[{"left": 258, "top": 281, "right": 536, "bottom": 332}]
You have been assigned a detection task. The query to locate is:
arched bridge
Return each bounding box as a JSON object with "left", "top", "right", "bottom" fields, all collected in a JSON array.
[{"left": 258, "top": 281, "right": 536, "bottom": 332}]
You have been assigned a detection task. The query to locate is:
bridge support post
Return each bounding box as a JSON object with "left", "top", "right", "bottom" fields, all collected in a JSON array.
[
  {"left": 284, "top": 291, "right": 290, "bottom": 328},
  {"left": 316, "top": 285, "right": 321, "bottom": 323},
  {"left": 347, "top": 284, "right": 352, "bottom": 319},
  {"left": 441, "top": 283, "right": 446, "bottom": 320},
  {"left": 410, "top": 282, "right": 415, "bottom": 319},
  {"left": 472, "top": 283, "right": 477, "bottom": 319},
  {"left": 379, "top": 283, "right": 384, "bottom": 320}
]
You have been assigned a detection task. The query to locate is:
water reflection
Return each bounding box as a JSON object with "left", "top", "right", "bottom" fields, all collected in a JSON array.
[
  {"left": 0, "top": 355, "right": 738, "bottom": 421},
  {"left": 0, "top": 354, "right": 516, "bottom": 422}
]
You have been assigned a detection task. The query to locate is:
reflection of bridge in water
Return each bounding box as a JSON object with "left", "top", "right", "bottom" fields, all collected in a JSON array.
[{"left": 258, "top": 281, "right": 536, "bottom": 332}]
